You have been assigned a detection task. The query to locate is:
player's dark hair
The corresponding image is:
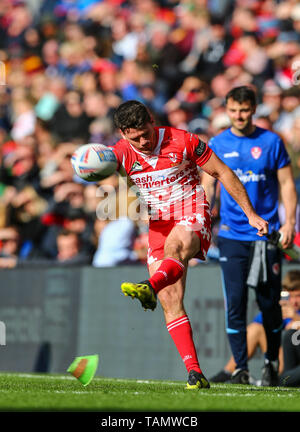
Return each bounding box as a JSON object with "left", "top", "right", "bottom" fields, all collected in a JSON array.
[
  {"left": 113, "top": 100, "right": 152, "bottom": 132},
  {"left": 225, "top": 86, "right": 257, "bottom": 107}
]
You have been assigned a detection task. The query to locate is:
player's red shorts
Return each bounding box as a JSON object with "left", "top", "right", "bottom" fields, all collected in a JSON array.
[{"left": 147, "top": 207, "right": 211, "bottom": 267}]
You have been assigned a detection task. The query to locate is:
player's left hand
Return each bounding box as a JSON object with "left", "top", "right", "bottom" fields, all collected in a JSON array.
[
  {"left": 279, "top": 223, "right": 296, "bottom": 249},
  {"left": 248, "top": 214, "right": 269, "bottom": 237}
]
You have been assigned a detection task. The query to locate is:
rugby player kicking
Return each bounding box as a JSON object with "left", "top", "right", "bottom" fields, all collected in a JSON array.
[{"left": 112, "top": 100, "right": 268, "bottom": 390}]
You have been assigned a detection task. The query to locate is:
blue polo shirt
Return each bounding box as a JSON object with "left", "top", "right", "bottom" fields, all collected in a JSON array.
[{"left": 208, "top": 127, "right": 291, "bottom": 241}]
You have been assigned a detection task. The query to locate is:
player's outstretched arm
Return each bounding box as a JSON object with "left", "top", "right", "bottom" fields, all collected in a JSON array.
[{"left": 201, "top": 152, "right": 269, "bottom": 236}]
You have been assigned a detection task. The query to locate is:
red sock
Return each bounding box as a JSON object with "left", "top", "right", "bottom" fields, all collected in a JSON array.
[
  {"left": 149, "top": 258, "right": 185, "bottom": 294},
  {"left": 167, "top": 315, "right": 201, "bottom": 373}
]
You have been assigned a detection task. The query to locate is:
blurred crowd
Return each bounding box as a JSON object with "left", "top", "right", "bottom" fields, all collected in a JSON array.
[{"left": 0, "top": 0, "right": 300, "bottom": 268}]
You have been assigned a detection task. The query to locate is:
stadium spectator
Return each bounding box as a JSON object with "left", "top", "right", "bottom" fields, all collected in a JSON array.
[
  {"left": 40, "top": 142, "right": 77, "bottom": 184},
  {"left": 0, "top": 225, "right": 20, "bottom": 258},
  {"left": 0, "top": 139, "right": 42, "bottom": 194},
  {"left": 10, "top": 96, "right": 36, "bottom": 142},
  {"left": 82, "top": 90, "right": 118, "bottom": 146},
  {"left": 6, "top": 184, "right": 47, "bottom": 251},
  {"left": 133, "top": 221, "right": 149, "bottom": 265},
  {"left": 0, "top": 227, "right": 91, "bottom": 269},
  {"left": 209, "top": 112, "right": 232, "bottom": 136},
  {"left": 82, "top": 183, "right": 101, "bottom": 219},
  {"left": 92, "top": 217, "right": 139, "bottom": 267},
  {"left": 49, "top": 90, "right": 91, "bottom": 142},
  {"left": 273, "top": 87, "right": 300, "bottom": 139},
  {"left": 180, "top": 14, "right": 232, "bottom": 80},
  {"left": 164, "top": 75, "right": 210, "bottom": 124},
  {"left": 256, "top": 80, "right": 283, "bottom": 126},
  {"left": 110, "top": 14, "right": 141, "bottom": 63},
  {"left": 35, "top": 76, "right": 67, "bottom": 122},
  {"left": 56, "top": 228, "right": 91, "bottom": 265},
  {"left": 143, "top": 20, "right": 185, "bottom": 99},
  {"left": 42, "top": 39, "right": 61, "bottom": 78},
  {"left": 253, "top": 115, "right": 273, "bottom": 131},
  {"left": 164, "top": 104, "right": 189, "bottom": 131},
  {"left": 38, "top": 179, "right": 95, "bottom": 259},
  {"left": 201, "top": 86, "right": 298, "bottom": 386},
  {"left": 91, "top": 170, "right": 143, "bottom": 267}
]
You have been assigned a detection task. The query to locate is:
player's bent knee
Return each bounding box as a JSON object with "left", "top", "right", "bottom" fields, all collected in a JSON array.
[
  {"left": 164, "top": 241, "right": 184, "bottom": 259},
  {"left": 158, "top": 285, "right": 184, "bottom": 313},
  {"left": 164, "top": 230, "right": 199, "bottom": 260}
]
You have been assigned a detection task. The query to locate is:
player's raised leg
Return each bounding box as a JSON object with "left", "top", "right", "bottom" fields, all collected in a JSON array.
[
  {"left": 121, "top": 238, "right": 186, "bottom": 311},
  {"left": 122, "top": 223, "right": 200, "bottom": 307},
  {"left": 121, "top": 253, "right": 186, "bottom": 311}
]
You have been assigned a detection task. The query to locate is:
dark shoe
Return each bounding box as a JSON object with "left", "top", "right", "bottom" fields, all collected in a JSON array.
[
  {"left": 261, "top": 361, "right": 279, "bottom": 387},
  {"left": 230, "top": 368, "right": 250, "bottom": 384},
  {"left": 186, "top": 370, "right": 210, "bottom": 389},
  {"left": 210, "top": 369, "right": 231, "bottom": 383}
]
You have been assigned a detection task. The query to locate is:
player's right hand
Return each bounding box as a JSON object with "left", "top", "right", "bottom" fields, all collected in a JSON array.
[{"left": 248, "top": 214, "right": 269, "bottom": 237}]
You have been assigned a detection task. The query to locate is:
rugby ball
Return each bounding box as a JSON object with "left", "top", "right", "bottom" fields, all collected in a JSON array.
[{"left": 71, "top": 143, "right": 118, "bottom": 181}]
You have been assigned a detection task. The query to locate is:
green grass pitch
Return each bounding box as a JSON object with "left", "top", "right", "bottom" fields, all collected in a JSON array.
[{"left": 0, "top": 372, "right": 299, "bottom": 412}]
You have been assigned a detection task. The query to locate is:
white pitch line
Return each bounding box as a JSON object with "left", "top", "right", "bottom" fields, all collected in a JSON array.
[
  {"left": 0, "top": 373, "right": 184, "bottom": 386},
  {"left": 0, "top": 374, "right": 299, "bottom": 396},
  {"left": 0, "top": 389, "right": 99, "bottom": 395},
  {"left": 0, "top": 373, "right": 74, "bottom": 380},
  {"left": 0, "top": 388, "right": 297, "bottom": 399},
  {"left": 0, "top": 389, "right": 296, "bottom": 398},
  {"left": 0, "top": 389, "right": 149, "bottom": 396}
]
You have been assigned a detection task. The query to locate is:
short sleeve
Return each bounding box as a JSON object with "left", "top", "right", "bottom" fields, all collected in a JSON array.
[
  {"left": 110, "top": 145, "right": 122, "bottom": 171},
  {"left": 185, "top": 132, "right": 212, "bottom": 167}
]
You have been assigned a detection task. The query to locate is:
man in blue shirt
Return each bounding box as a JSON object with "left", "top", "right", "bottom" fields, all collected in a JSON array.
[{"left": 202, "top": 86, "right": 297, "bottom": 386}]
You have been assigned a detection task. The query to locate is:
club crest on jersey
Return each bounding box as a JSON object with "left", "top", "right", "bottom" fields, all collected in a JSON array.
[
  {"left": 251, "top": 146, "right": 262, "bottom": 159},
  {"left": 168, "top": 153, "right": 177, "bottom": 163},
  {"left": 131, "top": 161, "right": 143, "bottom": 172}
]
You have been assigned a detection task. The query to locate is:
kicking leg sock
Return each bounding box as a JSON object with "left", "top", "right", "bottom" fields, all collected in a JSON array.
[
  {"left": 167, "top": 315, "right": 201, "bottom": 373},
  {"left": 149, "top": 258, "right": 185, "bottom": 294}
]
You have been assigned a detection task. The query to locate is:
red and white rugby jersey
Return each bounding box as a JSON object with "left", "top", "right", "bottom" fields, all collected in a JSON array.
[{"left": 112, "top": 126, "right": 212, "bottom": 220}]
